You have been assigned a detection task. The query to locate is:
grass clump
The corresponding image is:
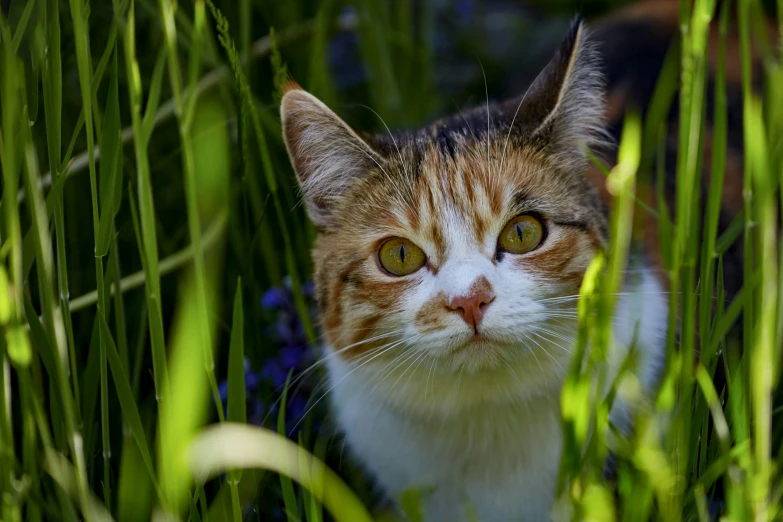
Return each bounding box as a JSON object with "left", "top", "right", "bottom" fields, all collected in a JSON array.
[{"left": 0, "top": 0, "right": 781, "bottom": 520}]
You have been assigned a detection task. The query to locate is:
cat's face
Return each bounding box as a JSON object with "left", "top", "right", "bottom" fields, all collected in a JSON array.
[{"left": 282, "top": 21, "right": 609, "bottom": 398}]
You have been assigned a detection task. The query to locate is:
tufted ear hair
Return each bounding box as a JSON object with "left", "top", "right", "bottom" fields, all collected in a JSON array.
[
  {"left": 280, "top": 85, "right": 384, "bottom": 228},
  {"left": 505, "top": 17, "right": 607, "bottom": 161}
]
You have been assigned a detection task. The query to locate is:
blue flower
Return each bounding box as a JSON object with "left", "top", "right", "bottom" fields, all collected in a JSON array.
[
  {"left": 287, "top": 395, "right": 309, "bottom": 425},
  {"left": 261, "top": 287, "right": 288, "bottom": 310},
  {"left": 261, "top": 358, "right": 291, "bottom": 389},
  {"left": 279, "top": 346, "right": 303, "bottom": 369},
  {"left": 222, "top": 278, "right": 320, "bottom": 438},
  {"left": 301, "top": 280, "right": 316, "bottom": 297},
  {"left": 455, "top": 0, "right": 475, "bottom": 21}
]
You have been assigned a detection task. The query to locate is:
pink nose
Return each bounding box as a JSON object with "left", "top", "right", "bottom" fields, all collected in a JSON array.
[{"left": 447, "top": 290, "right": 495, "bottom": 334}]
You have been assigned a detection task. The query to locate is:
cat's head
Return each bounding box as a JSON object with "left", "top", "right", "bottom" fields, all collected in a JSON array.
[{"left": 281, "top": 19, "right": 609, "bottom": 407}]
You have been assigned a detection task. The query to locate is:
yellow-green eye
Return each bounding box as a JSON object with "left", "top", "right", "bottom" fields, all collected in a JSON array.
[
  {"left": 498, "top": 215, "right": 544, "bottom": 255},
  {"left": 378, "top": 238, "right": 427, "bottom": 276}
]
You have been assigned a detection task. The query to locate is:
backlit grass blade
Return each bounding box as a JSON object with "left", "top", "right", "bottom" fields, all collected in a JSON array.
[
  {"left": 19, "top": 356, "right": 40, "bottom": 522},
  {"left": 158, "top": 272, "right": 211, "bottom": 516},
  {"left": 157, "top": 0, "right": 222, "bottom": 426},
  {"left": 227, "top": 279, "right": 245, "bottom": 522},
  {"left": 122, "top": 0, "right": 170, "bottom": 401},
  {"left": 23, "top": 295, "right": 57, "bottom": 380},
  {"left": 0, "top": 16, "right": 25, "bottom": 358},
  {"left": 9, "top": 0, "right": 36, "bottom": 53},
  {"left": 21, "top": 171, "right": 67, "bottom": 279},
  {"left": 97, "top": 312, "right": 161, "bottom": 498},
  {"left": 698, "top": 0, "right": 729, "bottom": 366},
  {"left": 18, "top": 69, "right": 91, "bottom": 520},
  {"left": 96, "top": 54, "right": 123, "bottom": 258},
  {"left": 40, "top": 0, "right": 82, "bottom": 423},
  {"left": 227, "top": 280, "right": 246, "bottom": 428},
  {"left": 44, "top": 450, "right": 116, "bottom": 522},
  {"left": 108, "top": 235, "right": 130, "bottom": 370},
  {"left": 738, "top": 0, "right": 756, "bottom": 445},
  {"left": 189, "top": 424, "right": 374, "bottom": 522},
  {"left": 117, "top": 429, "right": 155, "bottom": 522},
  {"left": 67, "top": 0, "right": 113, "bottom": 505},
  {"left": 748, "top": 95, "right": 776, "bottom": 519},
  {"left": 715, "top": 210, "right": 746, "bottom": 255},
  {"left": 278, "top": 371, "right": 300, "bottom": 522},
  {"left": 142, "top": 45, "right": 169, "bottom": 141}
]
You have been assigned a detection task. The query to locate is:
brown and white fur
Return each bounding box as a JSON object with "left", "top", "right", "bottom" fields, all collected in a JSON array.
[{"left": 281, "top": 18, "right": 667, "bottom": 522}]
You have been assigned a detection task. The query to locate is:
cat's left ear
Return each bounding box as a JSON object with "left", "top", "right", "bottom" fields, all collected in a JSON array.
[{"left": 509, "top": 17, "right": 606, "bottom": 157}]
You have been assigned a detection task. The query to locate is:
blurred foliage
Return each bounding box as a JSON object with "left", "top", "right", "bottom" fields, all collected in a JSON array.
[{"left": 1, "top": 0, "right": 782, "bottom": 520}]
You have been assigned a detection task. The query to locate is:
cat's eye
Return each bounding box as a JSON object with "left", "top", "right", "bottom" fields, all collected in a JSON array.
[
  {"left": 498, "top": 215, "right": 544, "bottom": 255},
  {"left": 378, "top": 238, "right": 427, "bottom": 276}
]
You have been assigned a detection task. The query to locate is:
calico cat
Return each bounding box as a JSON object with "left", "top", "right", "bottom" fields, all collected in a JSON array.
[{"left": 279, "top": 3, "right": 751, "bottom": 519}]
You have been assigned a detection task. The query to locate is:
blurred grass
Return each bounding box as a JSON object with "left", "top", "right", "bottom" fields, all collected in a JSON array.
[{"left": 0, "top": 0, "right": 782, "bottom": 520}]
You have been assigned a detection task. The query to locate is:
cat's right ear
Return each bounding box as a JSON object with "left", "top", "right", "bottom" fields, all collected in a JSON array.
[{"left": 281, "top": 85, "right": 383, "bottom": 228}]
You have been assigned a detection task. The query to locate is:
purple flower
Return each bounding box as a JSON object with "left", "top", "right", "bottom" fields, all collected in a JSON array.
[
  {"left": 249, "top": 400, "right": 266, "bottom": 426},
  {"left": 261, "top": 358, "right": 291, "bottom": 389},
  {"left": 245, "top": 369, "right": 261, "bottom": 390},
  {"left": 261, "top": 287, "right": 288, "bottom": 310},
  {"left": 301, "top": 280, "right": 316, "bottom": 297},
  {"left": 287, "top": 395, "right": 309, "bottom": 424},
  {"left": 455, "top": 0, "right": 475, "bottom": 20},
  {"left": 217, "top": 356, "right": 267, "bottom": 424},
  {"left": 275, "top": 320, "right": 296, "bottom": 344},
  {"left": 279, "top": 346, "right": 303, "bottom": 369},
  {"left": 223, "top": 278, "right": 320, "bottom": 438}
]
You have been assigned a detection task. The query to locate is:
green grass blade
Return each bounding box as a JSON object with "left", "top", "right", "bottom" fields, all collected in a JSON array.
[
  {"left": 307, "top": 0, "right": 338, "bottom": 106},
  {"left": 698, "top": 0, "right": 729, "bottom": 365},
  {"left": 122, "top": 0, "right": 169, "bottom": 401},
  {"left": 158, "top": 275, "right": 210, "bottom": 516},
  {"left": 9, "top": 0, "right": 36, "bottom": 53},
  {"left": 108, "top": 235, "right": 130, "bottom": 370},
  {"left": 44, "top": 450, "right": 116, "bottom": 522},
  {"left": 227, "top": 278, "right": 245, "bottom": 522},
  {"left": 748, "top": 94, "right": 776, "bottom": 519},
  {"left": 97, "top": 311, "right": 161, "bottom": 498},
  {"left": 141, "top": 45, "right": 169, "bottom": 141},
  {"left": 67, "top": 0, "right": 114, "bottom": 506},
  {"left": 96, "top": 53, "right": 123, "bottom": 257},
  {"left": 354, "top": 1, "right": 400, "bottom": 126},
  {"left": 207, "top": 0, "right": 316, "bottom": 347},
  {"left": 190, "top": 424, "right": 374, "bottom": 522},
  {"left": 23, "top": 295, "right": 57, "bottom": 379},
  {"left": 40, "top": 0, "right": 74, "bottom": 405},
  {"left": 227, "top": 279, "right": 246, "bottom": 428},
  {"left": 278, "top": 371, "right": 300, "bottom": 521},
  {"left": 117, "top": 430, "right": 155, "bottom": 522},
  {"left": 21, "top": 171, "right": 67, "bottom": 279}
]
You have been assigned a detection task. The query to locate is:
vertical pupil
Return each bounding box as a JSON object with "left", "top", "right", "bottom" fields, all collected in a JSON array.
[
  {"left": 399, "top": 244, "right": 406, "bottom": 264},
  {"left": 515, "top": 223, "right": 525, "bottom": 243}
]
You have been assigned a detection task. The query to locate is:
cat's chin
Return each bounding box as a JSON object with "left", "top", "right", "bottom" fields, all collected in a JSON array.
[
  {"left": 429, "top": 327, "right": 571, "bottom": 379},
  {"left": 444, "top": 335, "right": 531, "bottom": 373}
]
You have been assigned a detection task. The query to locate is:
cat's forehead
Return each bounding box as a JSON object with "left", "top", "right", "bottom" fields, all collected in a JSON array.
[
  {"left": 341, "top": 134, "right": 599, "bottom": 262},
  {"left": 373, "top": 134, "right": 592, "bottom": 215}
]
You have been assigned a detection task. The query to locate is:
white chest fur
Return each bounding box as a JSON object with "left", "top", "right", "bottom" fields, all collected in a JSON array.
[{"left": 324, "top": 268, "right": 667, "bottom": 521}]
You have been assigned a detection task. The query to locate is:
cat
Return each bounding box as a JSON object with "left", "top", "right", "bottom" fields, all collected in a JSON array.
[{"left": 279, "top": 8, "right": 701, "bottom": 521}]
